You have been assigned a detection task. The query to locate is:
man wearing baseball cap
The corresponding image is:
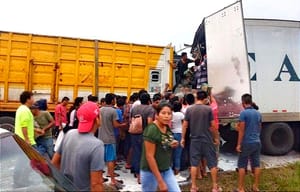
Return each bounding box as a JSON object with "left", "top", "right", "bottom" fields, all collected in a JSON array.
[{"left": 52, "top": 101, "right": 104, "bottom": 191}]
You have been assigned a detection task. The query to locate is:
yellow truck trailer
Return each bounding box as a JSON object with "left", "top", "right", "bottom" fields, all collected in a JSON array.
[{"left": 0, "top": 31, "right": 173, "bottom": 116}]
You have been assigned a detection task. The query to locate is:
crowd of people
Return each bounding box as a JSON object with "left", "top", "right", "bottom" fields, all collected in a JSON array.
[
  {"left": 14, "top": 80, "right": 262, "bottom": 192},
  {"left": 170, "top": 52, "right": 208, "bottom": 92}
]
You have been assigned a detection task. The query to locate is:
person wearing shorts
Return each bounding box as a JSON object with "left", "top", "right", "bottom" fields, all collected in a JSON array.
[
  {"left": 98, "top": 93, "right": 127, "bottom": 189},
  {"left": 181, "top": 91, "right": 221, "bottom": 192},
  {"left": 236, "top": 94, "right": 262, "bottom": 192},
  {"left": 104, "top": 144, "right": 117, "bottom": 162}
]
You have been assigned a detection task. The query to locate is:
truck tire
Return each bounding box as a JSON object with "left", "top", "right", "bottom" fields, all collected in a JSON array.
[
  {"left": 219, "top": 124, "right": 238, "bottom": 142},
  {"left": 261, "top": 123, "right": 294, "bottom": 155},
  {"left": 0, "top": 116, "right": 15, "bottom": 132}
]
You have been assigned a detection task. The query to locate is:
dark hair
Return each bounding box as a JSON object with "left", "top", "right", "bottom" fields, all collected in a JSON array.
[
  {"left": 156, "top": 102, "right": 172, "bottom": 114},
  {"left": 105, "top": 93, "right": 115, "bottom": 105},
  {"left": 88, "top": 94, "right": 98, "bottom": 102},
  {"left": 153, "top": 93, "right": 161, "bottom": 102},
  {"left": 130, "top": 93, "right": 139, "bottom": 102},
  {"left": 62, "top": 96, "right": 70, "bottom": 102},
  {"left": 20, "top": 91, "right": 33, "bottom": 104},
  {"left": 169, "top": 96, "right": 179, "bottom": 105},
  {"left": 195, "top": 58, "right": 201, "bottom": 66},
  {"left": 138, "top": 89, "right": 148, "bottom": 100},
  {"left": 196, "top": 90, "right": 208, "bottom": 100},
  {"left": 117, "top": 97, "right": 125, "bottom": 107},
  {"left": 173, "top": 101, "right": 182, "bottom": 112},
  {"left": 74, "top": 97, "right": 83, "bottom": 108},
  {"left": 100, "top": 98, "right": 105, "bottom": 104},
  {"left": 181, "top": 52, "right": 187, "bottom": 57},
  {"left": 242, "top": 93, "right": 253, "bottom": 105},
  {"left": 140, "top": 93, "right": 151, "bottom": 105},
  {"left": 185, "top": 93, "right": 195, "bottom": 105},
  {"left": 164, "top": 92, "right": 172, "bottom": 101},
  {"left": 68, "top": 97, "right": 84, "bottom": 120},
  {"left": 122, "top": 96, "right": 127, "bottom": 103},
  {"left": 252, "top": 102, "right": 259, "bottom": 110}
]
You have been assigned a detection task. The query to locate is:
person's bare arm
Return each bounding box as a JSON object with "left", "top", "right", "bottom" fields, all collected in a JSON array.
[
  {"left": 168, "top": 60, "right": 177, "bottom": 69},
  {"left": 147, "top": 117, "right": 153, "bottom": 124},
  {"left": 236, "top": 121, "right": 245, "bottom": 152},
  {"left": 113, "top": 120, "right": 127, "bottom": 129},
  {"left": 51, "top": 153, "right": 61, "bottom": 170},
  {"left": 58, "top": 113, "right": 63, "bottom": 130},
  {"left": 43, "top": 118, "right": 55, "bottom": 132},
  {"left": 209, "top": 120, "right": 219, "bottom": 145},
  {"left": 22, "top": 127, "right": 30, "bottom": 144},
  {"left": 144, "top": 140, "right": 167, "bottom": 192},
  {"left": 181, "top": 120, "right": 188, "bottom": 147},
  {"left": 90, "top": 171, "right": 103, "bottom": 192}
]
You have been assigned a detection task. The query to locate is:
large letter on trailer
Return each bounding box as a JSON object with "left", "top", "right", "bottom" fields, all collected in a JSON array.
[
  {"left": 274, "top": 55, "right": 300, "bottom": 81},
  {"left": 204, "top": 1, "right": 250, "bottom": 118}
]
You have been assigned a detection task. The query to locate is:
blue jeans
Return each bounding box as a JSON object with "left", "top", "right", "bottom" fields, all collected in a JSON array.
[
  {"left": 124, "top": 132, "right": 131, "bottom": 158},
  {"left": 131, "top": 134, "right": 143, "bottom": 174},
  {"left": 141, "top": 168, "right": 181, "bottom": 192},
  {"left": 172, "top": 133, "right": 183, "bottom": 171},
  {"left": 36, "top": 137, "right": 54, "bottom": 159}
]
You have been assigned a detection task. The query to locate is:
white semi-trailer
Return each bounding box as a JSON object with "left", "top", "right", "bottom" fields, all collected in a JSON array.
[
  {"left": 191, "top": 1, "right": 300, "bottom": 155},
  {"left": 245, "top": 19, "right": 300, "bottom": 155}
]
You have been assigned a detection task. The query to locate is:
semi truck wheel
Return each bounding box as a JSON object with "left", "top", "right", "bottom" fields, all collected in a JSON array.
[
  {"left": 0, "top": 116, "right": 15, "bottom": 132},
  {"left": 219, "top": 124, "right": 238, "bottom": 142},
  {"left": 261, "top": 123, "right": 294, "bottom": 155}
]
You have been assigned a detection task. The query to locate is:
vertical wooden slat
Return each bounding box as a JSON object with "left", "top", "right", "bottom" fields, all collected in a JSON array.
[
  {"left": 127, "top": 44, "right": 133, "bottom": 96},
  {"left": 110, "top": 42, "right": 116, "bottom": 93},
  {"left": 144, "top": 45, "right": 149, "bottom": 89},
  {"left": 94, "top": 40, "right": 99, "bottom": 97},
  {"left": 55, "top": 37, "right": 62, "bottom": 103},
  {"left": 74, "top": 39, "right": 80, "bottom": 99},
  {"left": 4, "top": 33, "right": 12, "bottom": 102},
  {"left": 25, "top": 34, "right": 32, "bottom": 91}
]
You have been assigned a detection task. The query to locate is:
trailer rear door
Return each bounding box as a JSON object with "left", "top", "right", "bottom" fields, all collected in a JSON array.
[{"left": 205, "top": 1, "right": 250, "bottom": 119}]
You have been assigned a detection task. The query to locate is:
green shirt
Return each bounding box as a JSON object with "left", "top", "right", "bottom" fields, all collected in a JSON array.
[
  {"left": 35, "top": 111, "right": 54, "bottom": 138},
  {"left": 140, "top": 123, "right": 173, "bottom": 172},
  {"left": 15, "top": 105, "right": 36, "bottom": 145}
]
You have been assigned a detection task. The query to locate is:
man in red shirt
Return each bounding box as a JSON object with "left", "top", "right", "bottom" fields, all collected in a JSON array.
[{"left": 54, "top": 97, "right": 69, "bottom": 138}]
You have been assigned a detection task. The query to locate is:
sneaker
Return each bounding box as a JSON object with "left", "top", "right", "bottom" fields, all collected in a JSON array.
[{"left": 175, "top": 174, "right": 186, "bottom": 182}]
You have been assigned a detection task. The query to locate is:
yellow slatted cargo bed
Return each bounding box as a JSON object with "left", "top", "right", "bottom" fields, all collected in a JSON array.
[{"left": 0, "top": 31, "right": 173, "bottom": 112}]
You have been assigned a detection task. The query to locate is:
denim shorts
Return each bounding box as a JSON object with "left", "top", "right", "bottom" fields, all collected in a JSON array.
[
  {"left": 190, "top": 140, "right": 217, "bottom": 169},
  {"left": 238, "top": 142, "right": 261, "bottom": 169},
  {"left": 104, "top": 144, "right": 117, "bottom": 162},
  {"left": 141, "top": 168, "right": 180, "bottom": 192}
]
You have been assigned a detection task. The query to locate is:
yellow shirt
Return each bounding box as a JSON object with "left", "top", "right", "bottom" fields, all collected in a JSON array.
[{"left": 15, "top": 105, "right": 36, "bottom": 145}]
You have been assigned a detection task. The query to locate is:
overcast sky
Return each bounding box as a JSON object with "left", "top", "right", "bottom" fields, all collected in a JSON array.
[{"left": 1, "top": 0, "right": 299, "bottom": 51}]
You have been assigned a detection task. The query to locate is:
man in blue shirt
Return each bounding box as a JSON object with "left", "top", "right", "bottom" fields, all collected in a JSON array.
[{"left": 236, "top": 93, "right": 262, "bottom": 192}]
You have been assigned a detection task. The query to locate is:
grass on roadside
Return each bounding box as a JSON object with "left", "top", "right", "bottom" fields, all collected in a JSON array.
[{"left": 181, "top": 162, "right": 300, "bottom": 192}]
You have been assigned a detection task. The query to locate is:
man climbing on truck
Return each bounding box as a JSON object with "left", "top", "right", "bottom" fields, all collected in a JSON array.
[{"left": 172, "top": 52, "right": 194, "bottom": 92}]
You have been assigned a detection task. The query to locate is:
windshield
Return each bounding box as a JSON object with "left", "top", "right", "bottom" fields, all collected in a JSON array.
[{"left": 0, "top": 134, "right": 78, "bottom": 192}]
